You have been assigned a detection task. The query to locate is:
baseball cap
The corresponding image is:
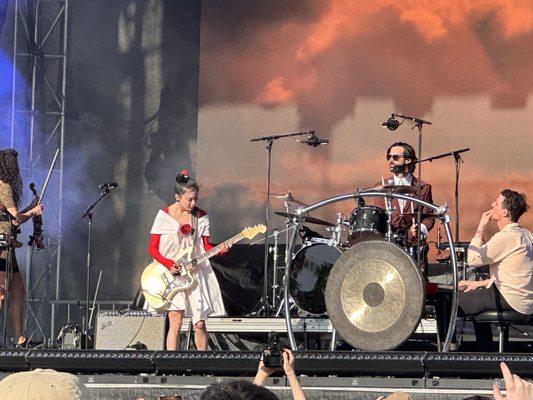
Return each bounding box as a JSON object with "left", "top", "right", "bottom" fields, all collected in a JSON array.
[{"left": 0, "top": 368, "right": 87, "bottom": 400}]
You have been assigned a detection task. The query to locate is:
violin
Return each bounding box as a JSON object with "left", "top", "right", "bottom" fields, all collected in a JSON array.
[{"left": 28, "top": 182, "right": 45, "bottom": 249}]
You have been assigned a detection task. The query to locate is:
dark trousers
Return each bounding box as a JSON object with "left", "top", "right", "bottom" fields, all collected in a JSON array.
[{"left": 435, "top": 285, "right": 514, "bottom": 352}]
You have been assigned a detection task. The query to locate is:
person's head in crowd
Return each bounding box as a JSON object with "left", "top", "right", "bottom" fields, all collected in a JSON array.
[
  {"left": 201, "top": 379, "right": 278, "bottom": 400},
  {"left": 0, "top": 368, "right": 87, "bottom": 400}
]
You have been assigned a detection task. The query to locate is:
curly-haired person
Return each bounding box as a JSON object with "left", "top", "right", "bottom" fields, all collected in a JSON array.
[{"left": 0, "top": 149, "right": 43, "bottom": 347}]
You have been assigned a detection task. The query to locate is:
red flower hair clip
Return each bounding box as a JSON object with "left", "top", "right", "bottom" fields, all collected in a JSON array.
[
  {"left": 179, "top": 169, "right": 189, "bottom": 178},
  {"left": 180, "top": 224, "right": 193, "bottom": 235}
]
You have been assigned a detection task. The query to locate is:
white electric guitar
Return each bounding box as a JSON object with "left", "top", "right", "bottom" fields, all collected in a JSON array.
[{"left": 141, "top": 224, "right": 266, "bottom": 311}]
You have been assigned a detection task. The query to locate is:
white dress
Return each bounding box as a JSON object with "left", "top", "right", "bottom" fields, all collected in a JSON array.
[{"left": 149, "top": 209, "right": 226, "bottom": 323}]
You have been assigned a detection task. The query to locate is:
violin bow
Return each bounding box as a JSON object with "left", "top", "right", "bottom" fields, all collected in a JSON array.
[{"left": 38, "top": 148, "right": 60, "bottom": 204}]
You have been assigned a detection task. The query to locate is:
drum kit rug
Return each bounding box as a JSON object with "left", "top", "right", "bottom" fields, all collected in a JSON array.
[{"left": 275, "top": 184, "right": 443, "bottom": 351}]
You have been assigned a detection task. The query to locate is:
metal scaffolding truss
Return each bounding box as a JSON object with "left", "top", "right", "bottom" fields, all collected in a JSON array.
[{"left": 9, "top": 0, "right": 68, "bottom": 346}]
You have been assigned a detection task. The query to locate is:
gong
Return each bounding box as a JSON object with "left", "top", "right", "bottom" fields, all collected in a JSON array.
[{"left": 325, "top": 240, "right": 425, "bottom": 351}]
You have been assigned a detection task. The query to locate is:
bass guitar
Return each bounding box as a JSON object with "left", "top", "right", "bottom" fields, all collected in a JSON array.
[{"left": 141, "top": 224, "right": 266, "bottom": 311}]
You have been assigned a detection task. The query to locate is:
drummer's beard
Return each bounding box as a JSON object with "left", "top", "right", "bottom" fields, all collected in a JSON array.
[{"left": 389, "top": 163, "right": 408, "bottom": 174}]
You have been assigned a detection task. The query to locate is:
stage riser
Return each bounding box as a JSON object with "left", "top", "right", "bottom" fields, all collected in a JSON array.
[{"left": 0, "top": 350, "right": 532, "bottom": 378}]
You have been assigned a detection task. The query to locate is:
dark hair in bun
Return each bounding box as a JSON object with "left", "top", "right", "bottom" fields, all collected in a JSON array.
[{"left": 175, "top": 169, "right": 199, "bottom": 195}]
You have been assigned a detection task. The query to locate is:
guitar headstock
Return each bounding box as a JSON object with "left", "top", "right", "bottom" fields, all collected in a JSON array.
[{"left": 241, "top": 224, "right": 267, "bottom": 240}]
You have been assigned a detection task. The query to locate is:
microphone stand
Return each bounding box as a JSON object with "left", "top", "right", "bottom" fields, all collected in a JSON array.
[
  {"left": 250, "top": 130, "right": 312, "bottom": 315},
  {"left": 393, "top": 114, "right": 431, "bottom": 272},
  {"left": 418, "top": 148, "right": 470, "bottom": 243},
  {"left": 80, "top": 187, "right": 113, "bottom": 349}
]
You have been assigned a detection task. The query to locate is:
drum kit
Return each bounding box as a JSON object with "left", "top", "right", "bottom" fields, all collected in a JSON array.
[{"left": 270, "top": 184, "right": 450, "bottom": 351}]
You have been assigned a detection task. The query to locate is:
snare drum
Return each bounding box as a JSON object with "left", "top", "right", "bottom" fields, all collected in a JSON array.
[
  {"left": 289, "top": 242, "right": 343, "bottom": 315},
  {"left": 348, "top": 205, "right": 388, "bottom": 244}
]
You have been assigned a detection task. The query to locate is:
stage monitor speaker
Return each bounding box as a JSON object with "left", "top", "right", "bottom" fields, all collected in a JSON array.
[{"left": 95, "top": 311, "right": 166, "bottom": 350}]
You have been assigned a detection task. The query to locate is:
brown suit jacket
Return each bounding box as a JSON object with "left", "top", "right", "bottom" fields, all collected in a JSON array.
[{"left": 373, "top": 175, "right": 435, "bottom": 237}]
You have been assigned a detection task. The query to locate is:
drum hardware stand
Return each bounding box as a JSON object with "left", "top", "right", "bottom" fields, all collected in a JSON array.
[
  {"left": 80, "top": 186, "right": 116, "bottom": 349},
  {"left": 246, "top": 225, "right": 295, "bottom": 317},
  {"left": 282, "top": 192, "right": 296, "bottom": 271},
  {"left": 332, "top": 213, "right": 344, "bottom": 245},
  {"left": 250, "top": 130, "right": 312, "bottom": 315},
  {"left": 270, "top": 229, "right": 280, "bottom": 310},
  {"left": 274, "top": 286, "right": 296, "bottom": 317},
  {"left": 384, "top": 197, "right": 395, "bottom": 242}
]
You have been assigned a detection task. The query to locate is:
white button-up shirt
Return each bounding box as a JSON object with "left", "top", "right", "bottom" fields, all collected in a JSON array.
[{"left": 468, "top": 223, "right": 533, "bottom": 314}]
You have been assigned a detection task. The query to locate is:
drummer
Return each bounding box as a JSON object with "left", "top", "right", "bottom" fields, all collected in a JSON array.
[{"left": 373, "top": 142, "right": 435, "bottom": 269}]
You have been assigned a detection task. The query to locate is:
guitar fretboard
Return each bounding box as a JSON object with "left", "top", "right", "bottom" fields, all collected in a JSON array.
[{"left": 185, "top": 233, "right": 243, "bottom": 269}]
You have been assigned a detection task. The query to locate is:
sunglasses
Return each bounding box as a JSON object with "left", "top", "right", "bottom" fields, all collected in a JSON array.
[{"left": 386, "top": 154, "right": 404, "bottom": 161}]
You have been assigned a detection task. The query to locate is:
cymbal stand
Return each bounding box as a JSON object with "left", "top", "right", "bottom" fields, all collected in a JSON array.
[
  {"left": 247, "top": 225, "right": 297, "bottom": 317},
  {"left": 271, "top": 195, "right": 295, "bottom": 313},
  {"left": 332, "top": 213, "right": 343, "bottom": 245},
  {"left": 250, "top": 130, "right": 312, "bottom": 315},
  {"left": 283, "top": 194, "right": 292, "bottom": 269},
  {"left": 270, "top": 229, "right": 280, "bottom": 310},
  {"left": 385, "top": 197, "right": 394, "bottom": 242}
]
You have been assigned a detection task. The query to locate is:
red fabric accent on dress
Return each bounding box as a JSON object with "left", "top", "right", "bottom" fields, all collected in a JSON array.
[
  {"left": 202, "top": 235, "right": 214, "bottom": 251},
  {"left": 148, "top": 234, "right": 174, "bottom": 269}
]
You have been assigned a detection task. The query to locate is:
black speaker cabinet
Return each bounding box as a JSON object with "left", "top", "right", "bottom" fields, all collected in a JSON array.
[{"left": 95, "top": 311, "right": 166, "bottom": 350}]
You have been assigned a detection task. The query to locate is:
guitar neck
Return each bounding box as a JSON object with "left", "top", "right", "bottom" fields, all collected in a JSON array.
[{"left": 188, "top": 233, "right": 243, "bottom": 267}]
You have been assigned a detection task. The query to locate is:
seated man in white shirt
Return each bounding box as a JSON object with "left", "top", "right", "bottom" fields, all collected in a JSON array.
[{"left": 460, "top": 189, "right": 532, "bottom": 351}]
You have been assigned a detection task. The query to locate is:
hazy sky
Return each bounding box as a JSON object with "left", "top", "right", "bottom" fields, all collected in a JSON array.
[{"left": 197, "top": 0, "right": 532, "bottom": 248}]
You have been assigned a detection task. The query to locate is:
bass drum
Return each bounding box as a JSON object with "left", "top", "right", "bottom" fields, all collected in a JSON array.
[{"left": 289, "top": 242, "right": 343, "bottom": 315}]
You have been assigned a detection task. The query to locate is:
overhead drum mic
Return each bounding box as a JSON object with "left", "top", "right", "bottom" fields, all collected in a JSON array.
[
  {"left": 382, "top": 114, "right": 400, "bottom": 131},
  {"left": 382, "top": 113, "right": 431, "bottom": 131},
  {"left": 299, "top": 133, "right": 329, "bottom": 147}
]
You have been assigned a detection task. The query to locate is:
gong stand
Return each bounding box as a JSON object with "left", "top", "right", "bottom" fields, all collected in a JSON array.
[
  {"left": 250, "top": 130, "right": 312, "bottom": 316},
  {"left": 283, "top": 191, "right": 458, "bottom": 352}
]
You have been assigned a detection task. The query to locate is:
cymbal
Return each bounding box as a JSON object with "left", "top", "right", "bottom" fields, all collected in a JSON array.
[
  {"left": 274, "top": 193, "right": 309, "bottom": 207},
  {"left": 362, "top": 185, "right": 418, "bottom": 194},
  {"left": 400, "top": 212, "right": 441, "bottom": 219},
  {"left": 274, "top": 211, "right": 335, "bottom": 227},
  {"left": 264, "top": 191, "right": 309, "bottom": 207}
]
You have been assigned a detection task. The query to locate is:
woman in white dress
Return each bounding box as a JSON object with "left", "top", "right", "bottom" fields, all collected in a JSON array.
[{"left": 147, "top": 170, "right": 228, "bottom": 350}]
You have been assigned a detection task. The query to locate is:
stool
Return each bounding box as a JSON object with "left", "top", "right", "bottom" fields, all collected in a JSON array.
[{"left": 473, "top": 310, "right": 533, "bottom": 353}]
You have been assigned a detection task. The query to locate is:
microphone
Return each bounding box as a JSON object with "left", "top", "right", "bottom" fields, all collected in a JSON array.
[
  {"left": 300, "top": 134, "right": 329, "bottom": 147},
  {"left": 98, "top": 182, "right": 118, "bottom": 190},
  {"left": 382, "top": 114, "right": 400, "bottom": 131}
]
